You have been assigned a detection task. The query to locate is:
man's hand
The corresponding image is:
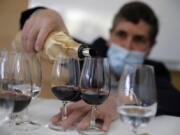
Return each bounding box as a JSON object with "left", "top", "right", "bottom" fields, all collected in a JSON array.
[
  {"left": 51, "top": 94, "right": 118, "bottom": 131},
  {"left": 22, "top": 9, "right": 68, "bottom": 53}
]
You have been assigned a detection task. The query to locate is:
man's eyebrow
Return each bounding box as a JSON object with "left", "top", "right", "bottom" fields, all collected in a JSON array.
[
  {"left": 115, "top": 30, "right": 126, "bottom": 35},
  {"left": 134, "top": 35, "right": 147, "bottom": 39}
]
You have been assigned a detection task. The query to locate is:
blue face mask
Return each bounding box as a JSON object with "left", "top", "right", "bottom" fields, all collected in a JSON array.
[{"left": 107, "top": 43, "right": 145, "bottom": 75}]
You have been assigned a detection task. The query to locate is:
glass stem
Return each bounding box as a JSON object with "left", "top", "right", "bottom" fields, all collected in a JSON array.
[
  {"left": 132, "top": 128, "right": 138, "bottom": 135},
  {"left": 62, "top": 101, "right": 68, "bottom": 121},
  {"left": 23, "top": 106, "right": 30, "bottom": 121},
  {"left": 90, "top": 105, "right": 96, "bottom": 128}
]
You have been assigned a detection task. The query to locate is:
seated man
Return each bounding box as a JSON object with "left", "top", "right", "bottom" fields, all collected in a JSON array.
[{"left": 19, "top": 1, "right": 180, "bottom": 131}]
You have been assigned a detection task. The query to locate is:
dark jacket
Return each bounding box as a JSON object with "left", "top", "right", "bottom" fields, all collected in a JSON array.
[
  {"left": 91, "top": 37, "right": 180, "bottom": 116},
  {"left": 20, "top": 7, "right": 180, "bottom": 117}
]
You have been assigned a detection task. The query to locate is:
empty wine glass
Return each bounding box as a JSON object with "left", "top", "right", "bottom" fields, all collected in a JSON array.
[
  {"left": 79, "top": 57, "right": 111, "bottom": 135},
  {"left": 0, "top": 50, "right": 14, "bottom": 126},
  {"left": 48, "top": 56, "right": 81, "bottom": 131},
  {"left": 117, "top": 65, "right": 157, "bottom": 135}
]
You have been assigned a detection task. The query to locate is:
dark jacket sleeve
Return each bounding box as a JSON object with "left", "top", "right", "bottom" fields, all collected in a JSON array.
[
  {"left": 145, "top": 59, "right": 180, "bottom": 116},
  {"left": 19, "top": 6, "right": 47, "bottom": 30}
]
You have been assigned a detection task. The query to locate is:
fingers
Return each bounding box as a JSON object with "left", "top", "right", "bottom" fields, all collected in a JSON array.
[
  {"left": 61, "top": 109, "right": 87, "bottom": 129},
  {"left": 35, "top": 27, "right": 52, "bottom": 52},
  {"left": 61, "top": 101, "right": 90, "bottom": 129},
  {"left": 22, "top": 19, "right": 39, "bottom": 52},
  {"left": 51, "top": 112, "right": 62, "bottom": 125},
  {"left": 51, "top": 101, "right": 85, "bottom": 125},
  {"left": 67, "top": 100, "right": 88, "bottom": 113},
  {"left": 76, "top": 112, "right": 91, "bottom": 130},
  {"left": 76, "top": 112, "right": 112, "bottom": 131},
  {"left": 51, "top": 106, "right": 113, "bottom": 132}
]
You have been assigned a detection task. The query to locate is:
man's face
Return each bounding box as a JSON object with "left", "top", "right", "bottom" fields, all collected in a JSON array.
[{"left": 109, "top": 19, "right": 154, "bottom": 55}]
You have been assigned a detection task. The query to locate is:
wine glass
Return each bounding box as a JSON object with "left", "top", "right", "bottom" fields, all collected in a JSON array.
[
  {"left": 79, "top": 57, "right": 111, "bottom": 135},
  {"left": 28, "top": 54, "right": 42, "bottom": 99},
  {"left": 0, "top": 50, "right": 14, "bottom": 126},
  {"left": 117, "top": 65, "right": 157, "bottom": 135},
  {"left": 48, "top": 56, "right": 81, "bottom": 131},
  {"left": 18, "top": 53, "right": 42, "bottom": 130},
  {"left": 7, "top": 52, "right": 33, "bottom": 131}
]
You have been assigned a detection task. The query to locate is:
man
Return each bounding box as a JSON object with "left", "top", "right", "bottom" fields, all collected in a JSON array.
[{"left": 19, "top": 1, "right": 180, "bottom": 132}]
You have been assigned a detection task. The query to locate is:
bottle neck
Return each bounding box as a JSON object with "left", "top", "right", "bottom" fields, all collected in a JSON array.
[{"left": 78, "top": 45, "right": 96, "bottom": 58}]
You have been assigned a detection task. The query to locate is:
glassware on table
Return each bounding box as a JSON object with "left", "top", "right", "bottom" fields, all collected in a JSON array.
[
  {"left": 28, "top": 54, "right": 42, "bottom": 99},
  {"left": 48, "top": 56, "right": 81, "bottom": 131},
  {"left": 18, "top": 53, "right": 42, "bottom": 130},
  {"left": 79, "top": 57, "right": 111, "bottom": 135},
  {"left": 7, "top": 52, "right": 33, "bottom": 131},
  {"left": 0, "top": 50, "right": 14, "bottom": 126},
  {"left": 117, "top": 65, "right": 157, "bottom": 135}
]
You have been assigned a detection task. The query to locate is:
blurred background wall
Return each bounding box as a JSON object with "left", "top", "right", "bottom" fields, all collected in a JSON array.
[
  {"left": 0, "top": 0, "right": 28, "bottom": 50},
  {"left": 0, "top": 0, "right": 179, "bottom": 93}
]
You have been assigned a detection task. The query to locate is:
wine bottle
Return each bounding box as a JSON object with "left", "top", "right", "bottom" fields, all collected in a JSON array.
[{"left": 13, "top": 31, "right": 96, "bottom": 61}]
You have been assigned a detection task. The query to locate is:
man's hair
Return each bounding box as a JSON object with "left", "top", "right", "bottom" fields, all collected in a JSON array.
[{"left": 112, "top": 1, "right": 159, "bottom": 43}]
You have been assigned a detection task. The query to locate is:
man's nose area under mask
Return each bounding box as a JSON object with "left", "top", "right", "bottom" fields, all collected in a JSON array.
[{"left": 120, "top": 37, "right": 134, "bottom": 51}]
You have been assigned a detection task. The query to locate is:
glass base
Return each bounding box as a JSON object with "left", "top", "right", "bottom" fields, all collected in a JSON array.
[
  {"left": 11, "top": 112, "right": 41, "bottom": 131},
  {"left": 47, "top": 122, "right": 76, "bottom": 131},
  {"left": 78, "top": 127, "right": 106, "bottom": 135},
  {"left": 13, "top": 120, "right": 41, "bottom": 131},
  {"left": 47, "top": 122, "right": 65, "bottom": 131}
]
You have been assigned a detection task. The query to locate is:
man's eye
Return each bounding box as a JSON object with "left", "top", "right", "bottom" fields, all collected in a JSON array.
[
  {"left": 134, "top": 36, "right": 147, "bottom": 43},
  {"left": 115, "top": 31, "right": 127, "bottom": 38}
]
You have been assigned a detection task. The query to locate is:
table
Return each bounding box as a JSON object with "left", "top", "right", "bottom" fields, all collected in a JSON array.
[{"left": 0, "top": 98, "right": 180, "bottom": 135}]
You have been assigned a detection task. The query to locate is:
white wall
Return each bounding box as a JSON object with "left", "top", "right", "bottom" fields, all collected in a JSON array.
[{"left": 29, "top": 0, "right": 180, "bottom": 70}]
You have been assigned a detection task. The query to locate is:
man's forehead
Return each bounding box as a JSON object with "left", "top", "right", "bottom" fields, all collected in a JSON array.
[{"left": 115, "top": 19, "right": 151, "bottom": 37}]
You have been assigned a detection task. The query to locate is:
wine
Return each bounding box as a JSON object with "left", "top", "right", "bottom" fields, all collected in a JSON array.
[
  {"left": 13, "top": 93, "right": 31, "bottom": 113},
  {"left": 117, "top": 106, "right": 154, "bottom": 129},
  {"left": 81, "top": 89, "right": 108, "bottom": 105},
  {"left": 0, "top": 91, "right": 31, "bottom": 113},
  {"left": 0, "top": 91, "right": 14, "bottom": 121},
  {"left": 51, "top": 86, "right": 80, "bottom": 101}
]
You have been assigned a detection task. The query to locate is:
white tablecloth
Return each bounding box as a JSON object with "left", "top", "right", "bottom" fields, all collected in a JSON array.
[{"left": 0, "top": 98, "right": 180, "bottom": 135}]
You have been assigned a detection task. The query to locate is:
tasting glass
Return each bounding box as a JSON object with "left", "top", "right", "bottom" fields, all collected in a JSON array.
[
  {"left": 7, "top": 52, "right": 33, "bottom": 131},
  {"left": 27, "top": 54, "right": 42, "bottom": 99},
  {"left": 48, "top": 56, "right": 80, "bottom": 131},
  {"left": 79, "top": 57, "right": 111, "bottom": 135},
  {"left": 117, "top": 65, "right": 157, "bottom": 135},
  {"left": 0, "top": 50, "right": 14, "bottom": 126},
  {"left": 20, "top": 53, "right": 42, "bottom": 130}
]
